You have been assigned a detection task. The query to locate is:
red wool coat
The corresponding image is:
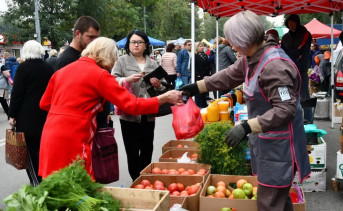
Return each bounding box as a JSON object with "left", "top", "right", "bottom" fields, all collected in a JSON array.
[{"left": 39, "top": 57, "right": 159, "bottom": 178}]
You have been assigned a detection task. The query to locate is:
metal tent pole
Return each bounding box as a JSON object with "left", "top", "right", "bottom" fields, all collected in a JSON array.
[
  {"left": 331, "top": 13, "right": 335, "bottom": 128},
  {"left": 216, "top": 18, "right": 219, "bottom": 98},
  {"left": 191, "top": 2, "right": 195, "bottom": 84}
]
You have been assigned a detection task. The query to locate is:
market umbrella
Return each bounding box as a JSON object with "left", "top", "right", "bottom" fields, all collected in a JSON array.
[{"left": 116, "top": 36, "right": 166, "bottom": 48}]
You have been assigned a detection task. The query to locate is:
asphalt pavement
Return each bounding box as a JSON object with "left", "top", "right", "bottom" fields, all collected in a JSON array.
[{"left": 0, "top": 110, "right": 343, "bottom": 210}]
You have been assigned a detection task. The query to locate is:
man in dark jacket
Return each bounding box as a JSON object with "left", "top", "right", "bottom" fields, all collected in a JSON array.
[
  {"left": 281, "top": 14, "right": 312, "bottom": 123},
  {"left": 218, "top": 39, "right": 237, "bottom": 96}
]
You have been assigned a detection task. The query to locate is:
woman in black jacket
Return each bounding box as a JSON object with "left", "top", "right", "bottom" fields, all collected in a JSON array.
[
  {"left": 8, "top": 40, "right": 54, "bottom": 186},
  {"left": 194, "top": 42, "right": 211, "bottom": 108}
]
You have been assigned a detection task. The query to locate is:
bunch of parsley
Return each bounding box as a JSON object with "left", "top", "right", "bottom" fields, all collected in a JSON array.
[{"left": 195, "top": 122, "right": 249, "bottom": 175}]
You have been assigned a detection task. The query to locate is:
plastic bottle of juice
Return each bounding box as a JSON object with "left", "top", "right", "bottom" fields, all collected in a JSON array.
[
  {"left": 235, "top": 89, "right": 243, "bottom": 104},
  {"left": 207, "top": 101, "right": 219, "bottom": 122}
]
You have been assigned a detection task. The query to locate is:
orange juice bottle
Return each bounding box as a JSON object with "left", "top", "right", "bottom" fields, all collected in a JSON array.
[
  {"left": 219, "top": 111, "right": 229, "bottom": 121},
  {"left": 235, "top": 89, "right": 243, "bottom": 104},
  {"left": 207, "top": 102, "right": 219, "bottom": 122},
  {"left": 218, "top": 100, "right": 229, "bottom": 112}
]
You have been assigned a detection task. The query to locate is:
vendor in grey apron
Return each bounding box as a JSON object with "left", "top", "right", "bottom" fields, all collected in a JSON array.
[
  {"left": 243, "top": 46, "right": 311, "bottom": 210},
  {"left": 179, "top": 10, "right": 311, "bottom": 211}
]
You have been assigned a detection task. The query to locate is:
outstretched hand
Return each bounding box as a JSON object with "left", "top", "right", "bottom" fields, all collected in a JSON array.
[{"left": 179, "top": 83, "right": 199, "bottom": 97}]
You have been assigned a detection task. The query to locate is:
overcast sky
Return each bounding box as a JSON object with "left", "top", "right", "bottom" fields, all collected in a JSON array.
[{"left": 0, "top": 0, "right": 8, "bottom": 12}]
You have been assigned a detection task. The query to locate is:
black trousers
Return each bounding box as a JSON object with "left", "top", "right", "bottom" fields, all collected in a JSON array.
[
  {"left": 257, "top": 184, "right": 293, "bottom": 211},
  {"left": 120, "top": 116, "right": 155, "bottom": 181},
  {"left": 25, "top": 135, "right": 42, "bottom": 186},
  {"left": 165, "top": 74, "right": 177, "bottom": 89},
  {"left": 0, "top": 97, "right": 8, "bottom": 116}
]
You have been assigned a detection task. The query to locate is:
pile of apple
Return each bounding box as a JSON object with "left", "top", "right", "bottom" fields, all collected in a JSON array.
[
  {"left": 168, "top": 153, "right": 199, "bottom": 161},
  {"left": 134, "top": 179, "right": 201, "bottom": 196},
  {"left": 206, "top": 179, "right": 257, "bottom": 200},
  {"left": 151, "top": 167, "right": 207, "bottom": 176}
]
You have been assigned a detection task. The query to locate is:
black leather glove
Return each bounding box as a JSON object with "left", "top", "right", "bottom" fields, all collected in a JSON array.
[
  {"left": 179, "top": 83, "right": 199, "bottom": 97},
  {"left": 225, "top": 121, "right": 252, "bottom": 148}
]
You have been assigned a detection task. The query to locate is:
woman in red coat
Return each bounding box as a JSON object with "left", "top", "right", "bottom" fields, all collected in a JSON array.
[{"left": 38, "top": 37, "right": 182, "bottom": 178}]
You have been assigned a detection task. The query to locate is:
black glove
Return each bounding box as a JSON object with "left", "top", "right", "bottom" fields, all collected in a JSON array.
[
  {"left": 225, "top": 121, "right": 251, "bottom": 148},
  {"left": 179, "top": 83, "right": 199, "bottom": 97}
]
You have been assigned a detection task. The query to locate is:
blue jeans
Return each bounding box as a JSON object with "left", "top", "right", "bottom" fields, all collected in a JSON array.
[
  {"left": 300, "top": 71, "right": 312, "bottom": 122},
  {"left": 180, "top": 75, "right": 191, "bottom": 86},
  {"left": 181, "top": 76, "right": 191, "bottom": 102}
]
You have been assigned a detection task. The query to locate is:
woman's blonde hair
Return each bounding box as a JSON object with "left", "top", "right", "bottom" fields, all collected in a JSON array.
[
  {"left": 196, "top": 42, "right": 204, "bottom": 53},
  {"left": 81, "top": 37, "right": 119, "bottom": 69}
]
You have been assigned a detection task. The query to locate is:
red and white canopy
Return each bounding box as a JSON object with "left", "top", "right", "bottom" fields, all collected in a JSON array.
[{"left": 195, "top": 0, "right": 343, "bottom": 17}]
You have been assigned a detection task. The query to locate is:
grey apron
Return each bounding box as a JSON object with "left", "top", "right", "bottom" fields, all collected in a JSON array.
[{"left": 243, "top": 46, "right": 311, "bottom": 187}]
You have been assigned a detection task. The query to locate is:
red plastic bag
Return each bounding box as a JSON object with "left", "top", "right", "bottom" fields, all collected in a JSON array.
[
  {"left": 171, "top": 98, "right": 204, "bottom": 140},
  {"left": 115, "top": 80, "right": 133, "bottom": 115}
]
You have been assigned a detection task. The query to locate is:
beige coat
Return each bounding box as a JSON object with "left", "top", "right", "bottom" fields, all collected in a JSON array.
[{"left": 112, "top": 54, "right": 165, "bottom": 122}]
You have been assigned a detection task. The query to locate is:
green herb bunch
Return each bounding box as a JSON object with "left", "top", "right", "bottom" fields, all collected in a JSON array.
[
  {"left": 4, "top": 158, "right": 121, "bottom": 211},
  {"left": 195, "top": 122, "right": 249, "bottom": 175}
]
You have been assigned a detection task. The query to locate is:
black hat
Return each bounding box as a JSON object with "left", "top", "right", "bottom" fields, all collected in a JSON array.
[{"left": 285, "top": 14, "right": 300, "bottom": 29}]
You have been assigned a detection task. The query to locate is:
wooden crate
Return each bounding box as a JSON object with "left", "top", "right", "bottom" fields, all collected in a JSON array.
[
  {"left": 104, "top": 187, "right": 169, "bottom": 211},
  {"left": 162, "top": 140, "right": 200, "bottom": 153},
  {"left": 159, "top": 149, "right": 200, "bottom": 162}
]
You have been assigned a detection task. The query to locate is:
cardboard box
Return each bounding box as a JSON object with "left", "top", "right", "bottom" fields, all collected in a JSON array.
[
  {"left": 199, "top": 174, "right": 306, "bottom": 211},
  {"left": 293, "top": 169, "right": 326, "bottom": 192},
  {"left": 104, "top": 187, "right": 169, "bottom": 211},
  {"left": 169, "top": 196, "right": 187, "bottom": 209},
  {"left": 159, "top": 149, "right": 200, "bottom": 162},
  {"left": 131, "top": 175, "right": 203, "bottom": 211},
  {"left": 334, "top": 105, "right": 343, "bottom": 117},
  {"left": 141, "top": 162, "right": 211, "bottom": 182},
  {"left": 162, "top": 140, "right": 200, "bottom": 153},
  {"left": 307, "top": 137, "right": 326, "bottom": 169},
  {"left": 336, "top": 150, "right": 343, "bottom": 179}
]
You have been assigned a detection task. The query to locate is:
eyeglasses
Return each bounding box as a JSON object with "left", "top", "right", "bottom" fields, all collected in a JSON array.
[{"left": 130, "top": 40, "right": 145, "bottom": 46}]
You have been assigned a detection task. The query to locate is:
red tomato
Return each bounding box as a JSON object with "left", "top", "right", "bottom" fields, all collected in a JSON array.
[
  {"left": 154, "top": 184, "right": 165, "bottom": 190},
  {"left": 180, "top": 190, "right": 189, "bottom": 196},
  {"left": 177, "top": 183, "right": 185, "bottom": 192},
  {"left": 214, "top": 191, "right": 225, "bottom": 198},
  {"left": 152, "top": 167, "right": 162, "bottom": 174},
  {"left": 134, "top": 184, "right": 145, "bottom": 189},
  {"left": 171, "top": 191, "right": 180, "bottom": 196},
  {"left": 168, "top": 183, "right": 178, "bottom": 193},
  {"left": 153, "top": 180, "right": 164, "bottom": 188},
  {"left": 161, "top": 169, "right": 169, "bottom": 174},
  {"left": 178, "top": 168, "right": 186, "bottom": 174},
  {"left": 187, "top": 185, "right": 199, "bottom": 195},
  {"left": 196, "top": 171, "right": 206, "bottom": 176},
  {"left": 187, "top": 169, "right": 195, "bottom": 175},
  {"left": 177, "top": 144, "right": 183, "bottom": 148},
  {"left": 140, "top": 179, "right": 151, "bottom": 187},
  {"left": 198, "top": 168, "right": 207, "bottom": 173},
  {"left": 181, "top": 171, "right": 190, "bottom": 175}
]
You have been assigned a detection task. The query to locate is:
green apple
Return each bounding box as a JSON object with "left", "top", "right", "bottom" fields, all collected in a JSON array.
[
  {"left": 251, "top": 196, "right": 257, "bottom": 200},
  {"left": 242, "top": 183, "right": 253, "bottom": 196},
  {"left": 221, "top": 208, "right": 232, "bottom": 211},
  {"left": 233, "top": 188, "right": 246, "bottom": 199},
  {"left": 206, "top": 185, "right": 217, "bottom": 195}
]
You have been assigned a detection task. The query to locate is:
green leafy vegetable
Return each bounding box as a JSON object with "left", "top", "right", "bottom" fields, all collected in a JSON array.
[
  {"left": 4, "top": 158, "right": 121, "bottom": 211},
  {"left": 195, "top": 122, "right": 249, "bottom": 175}
]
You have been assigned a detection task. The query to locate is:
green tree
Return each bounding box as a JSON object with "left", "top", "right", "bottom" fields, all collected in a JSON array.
[{"left": 202, "top": 13, "right": 229, "bottom": 40}]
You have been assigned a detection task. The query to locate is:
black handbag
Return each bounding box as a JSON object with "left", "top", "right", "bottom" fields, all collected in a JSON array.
[{"left": 147, "top": 82, "right": 173, "bottom": 117}]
